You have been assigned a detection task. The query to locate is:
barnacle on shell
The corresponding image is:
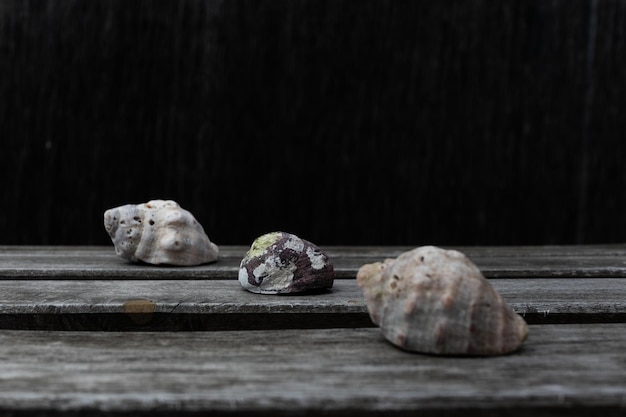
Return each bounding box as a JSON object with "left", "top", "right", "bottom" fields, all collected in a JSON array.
[
  {"left": 104, "top": 199, "right": 218, "bottom": 266},
  {"left": 357, "top": 246, "right": 528, "bottom": 356},
  {"left": 238, "top": 232, "right": 334, "bottom": 294}
]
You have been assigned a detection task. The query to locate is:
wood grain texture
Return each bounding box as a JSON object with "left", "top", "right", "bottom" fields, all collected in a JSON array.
[
  {"left": 3, "top": 245, "right": 626, "bottom": 279},
  {"left": 0, "top": 325, "right": 624, "bottom": 416},
  {"left": 2, "top": 278, "right": 625, "bottom": 315},
  {"left": 0, "top": 246, "right": 624, "bottom": 329},
  {"left": 0, "top": 278, "right": 623, "bottom": 330},
  {"left": 0, "top": 245, "right": 624, "bottom": 415}
]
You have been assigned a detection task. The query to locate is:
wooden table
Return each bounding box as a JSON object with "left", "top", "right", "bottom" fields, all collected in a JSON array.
[{"left": 0, "top": 245, "right": 625, "bottom": 416}]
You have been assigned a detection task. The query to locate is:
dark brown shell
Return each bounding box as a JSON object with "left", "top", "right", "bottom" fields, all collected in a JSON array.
[{"left": 238, "top": 232, "right": 334, "bottom": 294}]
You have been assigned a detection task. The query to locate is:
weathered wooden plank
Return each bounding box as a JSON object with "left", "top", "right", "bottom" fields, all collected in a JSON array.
[
  {"left": 0, "top": 324, "right": 623, "bottom": 416},
  {"left": 0, "top": 279, "right": 623, "bottom": 330},
  {"left": 2, "top": 246, "right": 626, "bottom": 279},
  {"left": 7, "top": 244, "right": 626, "bottom": 257},
  {"left": 324, "top": 244, "right": 626, "bottom": 257},
  {"left": 0, "top": 246, "right": 245, "bottom": 280}
]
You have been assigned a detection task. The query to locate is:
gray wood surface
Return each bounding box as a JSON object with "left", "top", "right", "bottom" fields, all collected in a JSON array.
[
  {"left": 0, "top": 246, "right": 625, "bottom": 415},
  {"left": 0, "top": 279, "right": 623, "bottom": 330},
  {"left": 0, "top": 324, "right": 624, "bottom": 416},
  {"left": 1, "top": 246, "right": 625, "bottom": 330},
  {"left": 3, "top": 245, "right": 626, "bottom": 278}
]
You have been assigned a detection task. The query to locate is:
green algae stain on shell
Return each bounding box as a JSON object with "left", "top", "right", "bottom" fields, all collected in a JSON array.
[
  {"left": 238, "top": 232, "right": 335, "bottom": 294},
  {"left": 245, "top": 232, "right": 282, "bottom": 259}
]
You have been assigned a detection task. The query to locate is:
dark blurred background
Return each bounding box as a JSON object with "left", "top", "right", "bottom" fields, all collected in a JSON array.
[{"left": 1, "top": 0, "right": 625, "bottom": 247}]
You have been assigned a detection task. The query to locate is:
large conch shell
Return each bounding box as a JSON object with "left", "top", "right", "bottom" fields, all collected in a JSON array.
[
  {"left": 104, "top": 200, "right": 218, "bottom": 266},
  {"left": 239, "top": 231, "right": 334, "bottom": 294},
  {"left": 357, "top": 246, "right": 528, "bottom": 356}
]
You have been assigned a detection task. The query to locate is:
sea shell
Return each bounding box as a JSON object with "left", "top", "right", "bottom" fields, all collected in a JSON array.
[
  {"left": 103, "top": 199, "right": 218, "bottom": 266},
  {"left": 239, "top": 232, "right": 334, "bottom": 294},
  {"left": 357, "top": 246, "right": 528, "bottom": 356}
]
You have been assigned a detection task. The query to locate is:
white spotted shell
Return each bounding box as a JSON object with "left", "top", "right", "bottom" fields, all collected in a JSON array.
[
  {"left": 104, "top": 200, "right": 218, "bottom": 266},
  {"left": 239, "top": 231, "right": 334, "bottom": 294},
  {"left": 357, "top": 246, "right": 528, "bottom": 356}
]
